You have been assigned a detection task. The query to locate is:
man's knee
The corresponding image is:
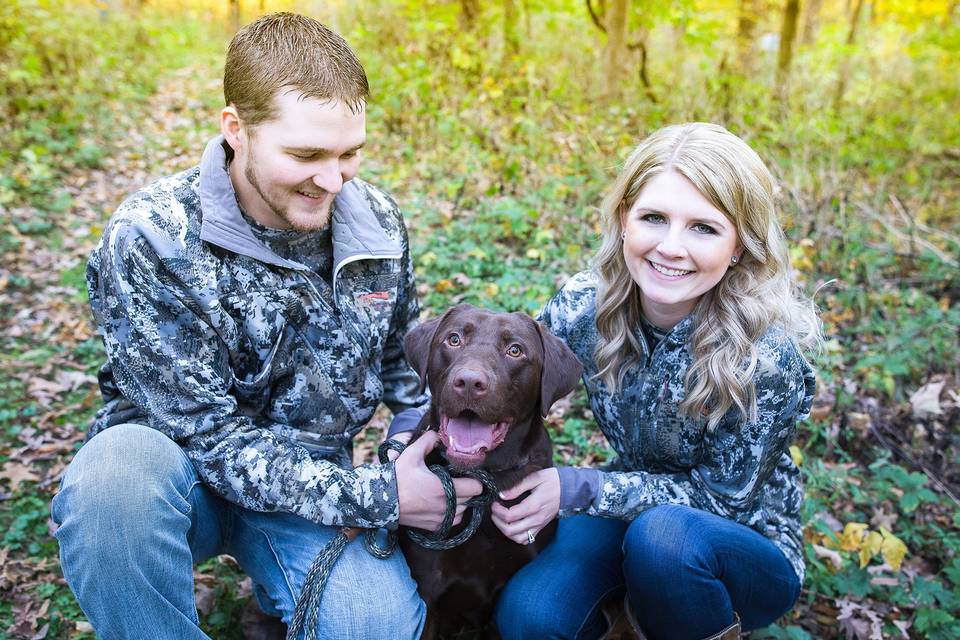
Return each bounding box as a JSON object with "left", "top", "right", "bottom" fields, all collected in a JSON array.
[
  {"left": 52, "top": 424, "right": 198, "bottom": 548},
  {"left": 276, "top": 541, "right": 425, "bottom": 640}
]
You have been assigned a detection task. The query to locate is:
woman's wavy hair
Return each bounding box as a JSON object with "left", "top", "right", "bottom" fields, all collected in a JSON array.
[{"left": 593, "top": 122, "right": 821, "bottom": 430}]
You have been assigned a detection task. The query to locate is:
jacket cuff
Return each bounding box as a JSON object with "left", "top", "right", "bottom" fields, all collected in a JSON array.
[
  {"left": 387, "top": 407, "right": 425, "bottom": 438},
  {"left": 557, "top": 466, "right": 600, "bottom": 516},
  {"left": 352, "top": 461, "right": 401, "bottom": 530}
]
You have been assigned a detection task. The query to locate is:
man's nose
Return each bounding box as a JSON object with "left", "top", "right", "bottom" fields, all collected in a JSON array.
[{"left": 312, "top": 161, "right": 344, "bottom": 194}]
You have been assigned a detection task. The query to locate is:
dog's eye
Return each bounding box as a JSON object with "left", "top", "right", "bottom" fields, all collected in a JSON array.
[
  {"left": 446, "top": 333, "right": 462, "bottom": 347},
  {"left": 506, "top": 344, "right": 523, "bottom": 358}
]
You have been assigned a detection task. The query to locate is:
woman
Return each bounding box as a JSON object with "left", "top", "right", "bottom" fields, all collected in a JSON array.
[{"left": 492, "top": 123, "right": 821, "bottom": 640}]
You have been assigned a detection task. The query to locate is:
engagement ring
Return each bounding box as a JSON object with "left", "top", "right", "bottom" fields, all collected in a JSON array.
[{"left": 526, "top": 529, "right": 536, "bottom": 544}]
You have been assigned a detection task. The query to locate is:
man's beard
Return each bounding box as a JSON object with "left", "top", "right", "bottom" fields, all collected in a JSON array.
[{"left": 243, "top": 155, "right": 332, "bottom": 232}]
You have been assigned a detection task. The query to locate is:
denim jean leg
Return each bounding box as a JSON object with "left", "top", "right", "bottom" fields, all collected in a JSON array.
[
  {"left": 226, "top": 509, "right": 425, "bottom": 640},
  {"left": 51, "top": 424, "right": 224, "bottom": 640},
  {"left": 496, "top": 514, "right": 629, "bottom": 640},
  {"left": 622, "top": 504, "right": 801, "bottom": 640}
]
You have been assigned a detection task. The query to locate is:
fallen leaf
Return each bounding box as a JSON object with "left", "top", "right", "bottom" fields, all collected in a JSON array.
[
  {"left": 840, "top": 522, "right": 868, "bottom": 551},
  {"left": 909, "top": 380, "right": 945, "bottom": 418},
  {"left": 0, "top": 462, "right": 40, "bottom": 491},
  {"left": 859, "top": 530, "right": 883, "bottom": 568},
  {"left": 789, "top": 445, "right": 803, "bottom": 467},
  {"left": 880, "top": 527, "right": 908, "bottom": 571},
  {"left": 194, "top": 581, "right": 217, "bottom": 616},
  {"left": 813, "top": 544, "right": 844, "bottom": 570}
]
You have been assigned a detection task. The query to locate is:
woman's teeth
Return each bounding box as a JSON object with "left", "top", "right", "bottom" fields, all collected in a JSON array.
[{"left": 649, "top": 261, "right": 692, "bottom": 277}]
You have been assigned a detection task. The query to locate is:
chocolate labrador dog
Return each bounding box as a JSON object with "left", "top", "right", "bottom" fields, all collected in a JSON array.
[{"left": 400, "top": 304, "right": 583, "bottom": 639}]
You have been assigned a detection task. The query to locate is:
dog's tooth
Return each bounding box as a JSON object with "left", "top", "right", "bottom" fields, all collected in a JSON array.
[{"left": 448, "top": 434, "right": 457, "bottom": 451}]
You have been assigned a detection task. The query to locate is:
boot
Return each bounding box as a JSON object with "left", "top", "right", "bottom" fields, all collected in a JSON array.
[
  {"left": 599, "top": 595, "right": 645, "bottom": 640},
  {"left": 701, "top": 613, "right": 740, "bottom": 640},
  {"left": 602, "top": 597, "right": 741, "bottom": 640}
]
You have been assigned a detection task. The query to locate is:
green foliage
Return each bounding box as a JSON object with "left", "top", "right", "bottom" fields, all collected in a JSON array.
[{"left": 0, "top": 0, "right": 218, "bottom": 221}]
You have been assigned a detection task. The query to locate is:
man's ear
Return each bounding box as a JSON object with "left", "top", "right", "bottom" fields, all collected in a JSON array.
[
  {"left": 221, "top": 105, "right": 243, "bottom": 151},
  {"left": 534, "top": 321, "right": 583, "bottom": 418},
  {"left": 403, "top": 307, "right": 456, "bottom": 395}
]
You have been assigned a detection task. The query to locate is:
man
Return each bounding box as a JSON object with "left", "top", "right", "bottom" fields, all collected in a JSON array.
[{"left": 51, "top": 13, "right": 480, "bottom": 639}]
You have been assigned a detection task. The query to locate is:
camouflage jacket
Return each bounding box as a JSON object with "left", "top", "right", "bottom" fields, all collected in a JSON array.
[
  {"left": 543, "top": 271, "right": 815, "bottom": 581},
  {"left": 85, "top": 136, "right": 430, "bottom": 529}
]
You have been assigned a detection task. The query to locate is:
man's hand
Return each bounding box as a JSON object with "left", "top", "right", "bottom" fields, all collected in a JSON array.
[
  {"left": 384, "top": 431, "right": 414, "bottom": 462},
  {"left": 395, "top": 431, "right": 483, "bottom": 531},
  {"left": 490, "top": 468, "right": 560, "bottom": 545}
]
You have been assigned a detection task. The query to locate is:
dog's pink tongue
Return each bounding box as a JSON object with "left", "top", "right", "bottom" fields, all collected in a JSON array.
[{"left": 446, "top": 415, "right": 496, "bottom": 450}]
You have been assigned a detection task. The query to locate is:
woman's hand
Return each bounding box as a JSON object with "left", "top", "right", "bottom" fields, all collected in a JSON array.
[{"left": 491, "top": 467, "right": 561, "bottom": 545}]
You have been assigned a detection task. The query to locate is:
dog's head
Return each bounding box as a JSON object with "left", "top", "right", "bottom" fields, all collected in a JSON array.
[{"left": 404, "top": 304, "right": 583, "bottom": 469}]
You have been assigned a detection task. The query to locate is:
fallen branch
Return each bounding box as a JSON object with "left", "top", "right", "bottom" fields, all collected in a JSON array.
[{"left": 857, "top": 202, "right": 958, "bottom": 268}]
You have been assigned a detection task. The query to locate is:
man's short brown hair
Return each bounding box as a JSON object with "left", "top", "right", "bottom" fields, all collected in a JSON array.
[{"left": 223, "top": 12, "right": 369, "bottom": 126}]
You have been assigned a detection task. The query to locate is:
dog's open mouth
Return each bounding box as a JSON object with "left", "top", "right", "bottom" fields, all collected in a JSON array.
[{"left": 438, "top": 410, "right": 510, "bottom": 466}]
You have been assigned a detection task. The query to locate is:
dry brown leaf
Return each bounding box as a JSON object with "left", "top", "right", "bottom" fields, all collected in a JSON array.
[{"left": 0, "top": 461, "right": 40, "bottom": 491}]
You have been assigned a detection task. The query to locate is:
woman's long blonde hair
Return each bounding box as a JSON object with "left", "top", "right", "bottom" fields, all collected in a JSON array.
[{"left": 593, "top": 123, "right": 821, "bottom": 430}]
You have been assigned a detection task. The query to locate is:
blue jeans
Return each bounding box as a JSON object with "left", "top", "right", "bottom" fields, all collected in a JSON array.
[
  {"left": 496, "top": 506, "right": 801, "bottom": 640},
  {"left": 51, "top": 424, "right": 425, "bottom": 640}
]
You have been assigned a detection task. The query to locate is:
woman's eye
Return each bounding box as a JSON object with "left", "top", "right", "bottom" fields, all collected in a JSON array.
[
  {"left": 446, "top": 333, "right": 462, "bottom": 347},
  {"left": 641, "top": 213, "right": 666, "bottom": 224},
  {"left": 292, "top": 154, "right": 314, "bottom": 161},
  {"left": 507, "top": 344, "right": 523, "bottom": 357},
  {"left": 693, "top": 223, "right": 717, "bottom": 234}
]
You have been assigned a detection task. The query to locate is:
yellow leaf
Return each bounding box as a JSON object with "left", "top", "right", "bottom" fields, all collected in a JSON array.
[
  {"left": 879, "top": 528, "right": 908, "bottom": 571},
  {"left": 435, "top": 279, "right": 453, "bottom": 293},
  {"left": 485, "top": 283, "right": 500, "bottom": 297},
  {"left": 839, "top": 523, "right": 868, "bottom": 551},
  {"left": 789, "top": 445, "right": 803, "bottom": 467},
  {"left": 859, "top": 531, "right": 884, "bottom": 568}
]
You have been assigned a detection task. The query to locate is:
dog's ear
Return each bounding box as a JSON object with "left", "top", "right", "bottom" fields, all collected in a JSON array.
[
  {"left": 403, "top": 307, "right": 459, "bottom": 395},
  {"left": 534, "top": 320, "right": 583, "bottom": 417}
]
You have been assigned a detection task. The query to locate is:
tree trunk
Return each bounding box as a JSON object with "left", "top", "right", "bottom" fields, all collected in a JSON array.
[
  {"left": 775, "top": 0, "right": 800, "bottom": 98},
  {"left": 801, "top": 0, "right": 823, "bottom": 44},
  {"left": 459, "top": 0, "right": 481, "bottom": 31},
  {"left": 736, "top": 0, "right": 758, "bottom": 71},
  {"left": 834, "top": 0, "right": 865, "bottom": 108},
  {"left": 503, "top": 0, "right": 520, "bottom": 61},
  {"left": 228, "top": 0, "right": 241, "bottom": 34},
  {"left": 603, "top": 0, "right": 629, "bottom": 98}
]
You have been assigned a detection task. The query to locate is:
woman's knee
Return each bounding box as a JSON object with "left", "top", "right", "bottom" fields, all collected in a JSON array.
[
  {"left": 497, "top": 570, "right": 600, "bottom": 640},
  {"left": 497, "top": 584, "right": 570, "bottom": 640},
  {"left": 623, "top": 505, "right": 716, "bottom": 583}
]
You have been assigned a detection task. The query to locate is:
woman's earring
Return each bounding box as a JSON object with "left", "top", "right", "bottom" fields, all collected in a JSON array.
[
  {"left": 730, "top": 255, "right": 739, "bottom": 265},
  {"left": 621, "top": 231, "right": 627, "bottom": 241}
]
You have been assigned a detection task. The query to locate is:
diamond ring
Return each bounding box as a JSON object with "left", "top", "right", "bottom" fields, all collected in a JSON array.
[{"left": 526, "top": 529, "right": 536, "bottom": 545}]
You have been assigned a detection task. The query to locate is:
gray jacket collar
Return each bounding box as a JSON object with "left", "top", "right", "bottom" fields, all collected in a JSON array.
[{"left": 198, "top": 135, "right": 401, "bottom": 274}]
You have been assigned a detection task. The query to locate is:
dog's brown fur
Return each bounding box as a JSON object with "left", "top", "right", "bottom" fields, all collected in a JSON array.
[{"left": 401, "top": 304, "right": 583, "bottom": 639}]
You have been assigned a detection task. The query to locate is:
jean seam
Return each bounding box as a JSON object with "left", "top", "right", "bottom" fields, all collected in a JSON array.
[
  {"left": 234, "top": 513, "right": 299, "bottom": 621},
  {"left": 574, "top": 584, "right": 623, "bottom": 640}
]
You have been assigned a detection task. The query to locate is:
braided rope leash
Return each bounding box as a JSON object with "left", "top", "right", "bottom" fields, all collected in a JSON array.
[{"left": 285, "top": 440, "right": 498, "bottom": 640}]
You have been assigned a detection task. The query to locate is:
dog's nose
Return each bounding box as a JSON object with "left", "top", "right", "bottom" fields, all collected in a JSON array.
[{"left": 452, "top": 369, "right": 489, "bottom": 399}]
